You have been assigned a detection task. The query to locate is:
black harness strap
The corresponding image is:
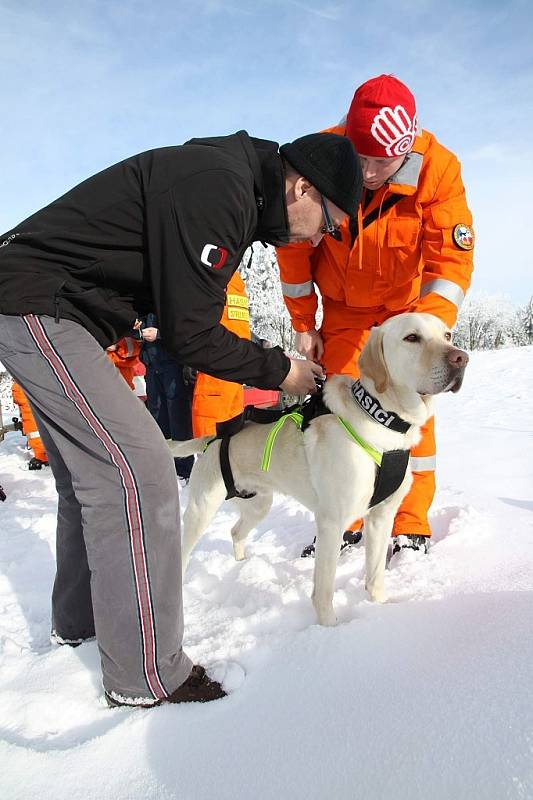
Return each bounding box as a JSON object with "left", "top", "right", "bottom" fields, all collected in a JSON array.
[
  {"left": 217, "top": 404, "right": 289, "bottom": 499},
  {"left": 299, "top": 392, "right": 331, "bottom": 431},
  {"left": 216, "top": 402, "right": 304, "bottom": 500},
  {"left": 215, "top": 404, "right": 286, "bottom": 439},
  {"left": 368, "top": 449, "right": 411, "bottom": 508},
  {"left": 219, "top": 436, "right": 256, "bottom": 500}
]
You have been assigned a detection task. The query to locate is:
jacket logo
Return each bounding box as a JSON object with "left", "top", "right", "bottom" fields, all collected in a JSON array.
[
  {"left": 371, "top": 106, "right": 418, "bottom": 156},
  {"left": 200, "top": 244, "right": 229, "bottom": 270},
  {"left": 0, "top": 233, "right": 18, "bottom": 248}
]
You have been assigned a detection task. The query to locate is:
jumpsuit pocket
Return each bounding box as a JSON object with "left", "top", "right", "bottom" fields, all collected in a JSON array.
[{"left": 385, "top": 217, "right": 422, "bottom": 285}]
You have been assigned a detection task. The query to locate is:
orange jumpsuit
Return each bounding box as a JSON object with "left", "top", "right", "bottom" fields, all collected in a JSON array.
[
  {"left": 192, "top": 273, "right": 251, "bottom": 437},
  {"left": 106, "top": 336, "right": 142, "bottom": 390},
  {"left": 277, "top": 127, "right": 474, "bottom": 536},
  {"left": 11, "top": 381, "right": 48, "bottom": 462}
]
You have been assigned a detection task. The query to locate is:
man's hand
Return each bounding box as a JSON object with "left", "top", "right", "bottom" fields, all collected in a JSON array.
[
  {"left": 280, "top": 358, "right": 324, "bottom": 395},
  {"left": 141, "top": 327, "right": 159, "bottom": 343},
  {"left": 295, "top": 329, "right": 324, "bottom": 361}
]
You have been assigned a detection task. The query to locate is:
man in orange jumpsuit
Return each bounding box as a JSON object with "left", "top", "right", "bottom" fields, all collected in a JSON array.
[
  {"left": 11, "top": 382, "right": 49, "bottom": 469},
  {"left": 277, "top": 75, "right": 474, "bottom": 557},
  {"left": 191, "top": 272, "right": 251, "bottom": 437}
]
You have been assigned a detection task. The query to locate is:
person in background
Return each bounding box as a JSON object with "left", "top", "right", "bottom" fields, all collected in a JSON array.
[
  {"left": 277, "top": 75, "right": 474, "bottom": 558},
  {"left": 106, "top": 335, "right": 142, "bottom": 390},
  {"left": 139, "top": 314, "right": 194, "bottom": 481},
  {"left": 191, "top": 271, "right": 251, "bottom": 437},
  {"left": 11, "top": 381, "right": 49, "bottom": 470},
  {"left": 131, "top": 358, "right": 147, "bottom": 403}
]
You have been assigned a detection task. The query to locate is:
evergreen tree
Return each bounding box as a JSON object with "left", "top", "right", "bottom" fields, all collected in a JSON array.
[{"left": 518, "top": 296, "right": 533, "bottom": 344}]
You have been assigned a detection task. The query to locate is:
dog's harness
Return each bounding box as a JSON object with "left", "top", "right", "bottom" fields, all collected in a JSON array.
[{"left": 209, "top": 382, "right": 411, "bottom": 508}]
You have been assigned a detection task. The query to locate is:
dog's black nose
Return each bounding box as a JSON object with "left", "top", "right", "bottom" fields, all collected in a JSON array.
[{"left": 447, "top": 348, "right": 469, "bottom": 368}]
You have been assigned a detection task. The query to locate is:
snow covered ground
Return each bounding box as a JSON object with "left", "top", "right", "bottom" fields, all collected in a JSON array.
[{"left": 1, "top": 346, "right": 532, "bottom": 800}]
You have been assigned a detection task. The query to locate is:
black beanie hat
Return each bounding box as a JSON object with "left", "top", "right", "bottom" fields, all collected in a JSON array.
[{"left": 280, "top": 132, "right": 363, "bottom": 217}]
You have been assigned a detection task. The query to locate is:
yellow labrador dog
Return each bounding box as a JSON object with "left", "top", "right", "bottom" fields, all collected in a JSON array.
[{"left": 171, "top": 312, "right": 468, "bottom": 626}]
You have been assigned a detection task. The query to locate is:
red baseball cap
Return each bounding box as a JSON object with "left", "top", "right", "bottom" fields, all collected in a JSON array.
[{"left": 346, "top": 74, "right": 418, "bottom": 158}]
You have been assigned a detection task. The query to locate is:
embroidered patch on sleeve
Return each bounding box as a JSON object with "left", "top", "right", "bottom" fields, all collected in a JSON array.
[{"left": 452, "top": 224, "right": 474, "bottom": 251}]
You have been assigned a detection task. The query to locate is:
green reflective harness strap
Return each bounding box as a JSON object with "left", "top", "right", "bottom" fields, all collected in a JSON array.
[
  {"left": 335, "top": 416, "right": 383, "bottom": 466},
  {"left": 261, "top": 412, "right": 304, "bottom": 472},
  {"left": 203, "top": 437, "right": 216, "bottom": 452}
]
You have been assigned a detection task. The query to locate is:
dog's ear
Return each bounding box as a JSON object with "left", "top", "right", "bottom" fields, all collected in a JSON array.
[{"left": 358, "top": 327, "right": 390, "bottom": 393}]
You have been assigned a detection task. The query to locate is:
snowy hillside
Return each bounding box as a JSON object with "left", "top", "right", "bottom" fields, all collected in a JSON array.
[{"left": 0, "top": 346, "right": 532, "bottom": 800}]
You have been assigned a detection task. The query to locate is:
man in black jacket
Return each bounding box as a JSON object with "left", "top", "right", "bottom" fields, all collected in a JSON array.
[{"left": 0, "top": 130, "right": 362, "bottom": 707}]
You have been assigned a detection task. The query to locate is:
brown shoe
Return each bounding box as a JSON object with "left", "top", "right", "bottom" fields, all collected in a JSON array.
[
  {"left": 166, "top": 665, "right": 226, "bottom": 703},
  {"left": 105, "top": 665, "right": 226, "bottom": 708}
]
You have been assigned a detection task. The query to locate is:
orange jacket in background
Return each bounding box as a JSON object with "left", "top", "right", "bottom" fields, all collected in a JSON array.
[
  {"left": 192, "top": 272, "right": 251, "bottom": 437},
  {"left": 106, "top": 336, "right": 142, "bottom": 389},
  {"left": 11, "top": 382, "right": 47, "bottom": 462},
  {"left": 277, "top": 127, "right": 474, "bottom": 337}
]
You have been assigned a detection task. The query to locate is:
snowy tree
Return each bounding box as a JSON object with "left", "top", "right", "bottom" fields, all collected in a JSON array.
[
  {"left": 518, "top": 296, "right": 533, "bottom": 344},
  {"left": 0, "top": 368, "right": 14, "bottom": 414},
  {"left": 240, "top": 244, "right": 297, "bottom": 354},
  {"left": 453, "top": 292, "right": 525, "bottom": 350}
]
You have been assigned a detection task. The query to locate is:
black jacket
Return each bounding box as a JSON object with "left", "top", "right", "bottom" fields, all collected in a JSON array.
[{"left": 0, "top": 131, "right": 291, "bottom": 389}]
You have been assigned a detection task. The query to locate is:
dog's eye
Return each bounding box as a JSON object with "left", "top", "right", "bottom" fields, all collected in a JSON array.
[
  {"left": 403, "top": 333, "right": 421, "bottom": 343},
  {"left": 444, "top": 332, "right": 452, "bottom": 341}
]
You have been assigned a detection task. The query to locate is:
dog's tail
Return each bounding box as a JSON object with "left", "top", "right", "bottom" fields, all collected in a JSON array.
[{"left": 168, "top": 436, "right": 212, "bottom": 457}]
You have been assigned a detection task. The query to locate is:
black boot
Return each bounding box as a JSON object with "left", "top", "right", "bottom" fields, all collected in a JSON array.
[
  {"left": 340, "top": 529, "right": 363, "bottom": 552},
  {"left": 391, "top": 534, "right": 430, "bottom": 556},
  {"left": 300, "top": 539, "right": 317, "bottom": 558},
  {"left": 301, "top": 530, "right": 363, "bottom": 558},
  {"left": 28, "top": 457, "right": 49, "bottom": 470}
]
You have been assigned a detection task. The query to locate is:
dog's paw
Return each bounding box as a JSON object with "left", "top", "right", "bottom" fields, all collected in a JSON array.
[
  {"left": 367, "top": 586, "right": 388, "bottom": 604},
  {"left": 232, "top": 543, "right": 246, "bottom": 561},
  {"left": 315, "top": 607, "right": 337, "bottom": 626}
]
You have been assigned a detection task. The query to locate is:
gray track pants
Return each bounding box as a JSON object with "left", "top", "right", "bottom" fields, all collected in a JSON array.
[{"left": 0, "top": 314, "right": 192, "bottom": 702}]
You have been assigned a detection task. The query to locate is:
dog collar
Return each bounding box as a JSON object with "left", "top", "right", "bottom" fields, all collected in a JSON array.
[{"left": 350, "top": 380, "right": 411, "bottom": 433}]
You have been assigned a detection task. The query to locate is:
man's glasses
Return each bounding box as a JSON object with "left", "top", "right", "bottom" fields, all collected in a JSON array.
[{"left": 320, "top": 196, "right": 342, "bottom": 241}]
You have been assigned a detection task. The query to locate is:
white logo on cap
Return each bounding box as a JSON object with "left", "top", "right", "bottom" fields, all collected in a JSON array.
[{"left": 371, "top": 105, "right": 418, "bottom": 157}]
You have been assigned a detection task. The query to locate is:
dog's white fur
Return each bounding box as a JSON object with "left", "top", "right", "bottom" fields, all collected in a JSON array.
[{"left": 171, "top": 313, "right": 467, "bottom": 626}]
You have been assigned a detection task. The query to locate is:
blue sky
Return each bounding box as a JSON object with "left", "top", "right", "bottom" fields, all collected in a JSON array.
[{"left": 1, "top": 0, "right": 531, "bottom": 302}]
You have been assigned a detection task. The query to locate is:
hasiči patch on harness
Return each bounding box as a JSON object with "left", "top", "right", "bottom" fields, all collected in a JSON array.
[
  {"left": 351, "top": 380, "right": 411, "bottom": 433},
  {"left": 452, "top": 223, "right": 474, "bottom": 251}
]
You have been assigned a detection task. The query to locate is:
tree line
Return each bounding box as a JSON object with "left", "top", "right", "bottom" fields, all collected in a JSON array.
[
  {"left": 452, "top": 293, "right": 533, "bottom": 350},
  {"left": 241, "top": 245, "right": 533, "bottom": 352}
]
